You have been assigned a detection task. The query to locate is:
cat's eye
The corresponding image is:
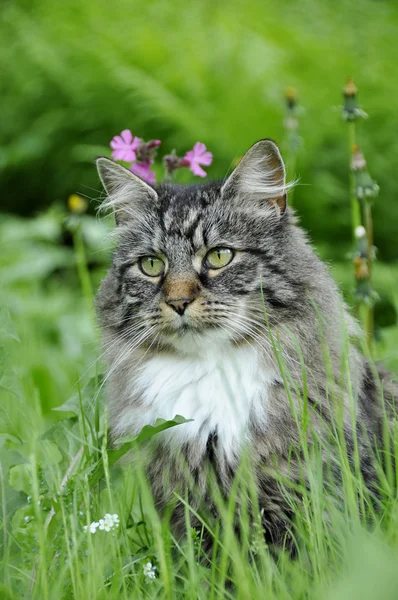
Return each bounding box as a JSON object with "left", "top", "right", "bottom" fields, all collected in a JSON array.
[
  {"left": 205, "top": 247, "right": 234, "bottom": 270},
  {"left": 139, "top": 256, "right": 165, "bottom": 277}
]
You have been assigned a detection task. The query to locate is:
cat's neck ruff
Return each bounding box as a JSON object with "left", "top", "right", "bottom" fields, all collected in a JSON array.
[{"left": 114, "top": 331, "right": 278, "bottom": 463}]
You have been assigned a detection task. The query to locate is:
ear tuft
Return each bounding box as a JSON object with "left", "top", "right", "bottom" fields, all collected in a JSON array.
[
  {"left": 221, "top": 139, "right": 290, "bottom": 214},
  {"left": 96, "top": 157, "right": 158, "bottom": 225}
]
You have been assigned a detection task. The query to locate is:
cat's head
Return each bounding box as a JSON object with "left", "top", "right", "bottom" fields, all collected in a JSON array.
[{"left": 96, "top": 140, "right": 301, "bottom": 354}]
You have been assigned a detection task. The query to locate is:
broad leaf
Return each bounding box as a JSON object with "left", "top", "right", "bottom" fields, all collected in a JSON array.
[
  {"left": 9, "top": 464, "right": 32, "bottom": 495},
  {"left": 88, "top": 416, "right": 192, "bottom": 488}
]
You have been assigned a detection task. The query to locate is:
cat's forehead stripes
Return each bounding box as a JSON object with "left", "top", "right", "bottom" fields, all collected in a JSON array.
[
  {"left": 157, "top": 186, "right": 217, "bottom": 251},
  {"left": 162, "top": 203, "right": 203, "bottom": 237}
]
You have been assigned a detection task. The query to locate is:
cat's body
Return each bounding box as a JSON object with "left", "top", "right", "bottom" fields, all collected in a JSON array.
[{"left": 96, "top": 140, "right": 396, "bottom": 548}]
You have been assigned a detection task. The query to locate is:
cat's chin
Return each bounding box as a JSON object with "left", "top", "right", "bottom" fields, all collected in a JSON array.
[{"left": 159, "top": 325, "right": 235, "bottom": 355}]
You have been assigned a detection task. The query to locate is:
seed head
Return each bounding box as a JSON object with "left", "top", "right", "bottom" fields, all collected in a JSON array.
[
  {"left": 285, "top": 87, "right": 297, "bottom": 110},
  {"left": 343, "top": 77, "right": 358, "bottom": 98},
  {"left": 68, "top": 194, "right": 88, "bottom": 214}
]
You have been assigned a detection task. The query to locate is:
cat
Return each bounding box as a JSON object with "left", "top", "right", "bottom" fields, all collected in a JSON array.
[{"left": 95, "top": 140, "right": 396, "bottom": 550}]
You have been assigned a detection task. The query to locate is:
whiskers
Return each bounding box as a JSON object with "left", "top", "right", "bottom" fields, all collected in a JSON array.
[
  {"left": 93, "top": 321, "right": 160, "bottom": 408},
  {"left": 92, "top": 297, "right": 300, "bottom": 411},
  {"left": 199, "top": 300, "right": 300, "bottom": 371}
]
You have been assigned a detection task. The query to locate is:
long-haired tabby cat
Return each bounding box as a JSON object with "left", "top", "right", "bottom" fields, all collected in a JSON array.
[{"left": 96, "top": 140, "right": 396, "bottom": 550}]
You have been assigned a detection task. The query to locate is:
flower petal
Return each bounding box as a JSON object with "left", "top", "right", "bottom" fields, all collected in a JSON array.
[
  {"left": 131, "top": 136, "right": 142, "bottom": 150},
  {"left": 198, "top": 151, "right": 213, "bottom": 166},
  {"left": 130, "top": 161, "right": 156, "bottom": 184},
  {"left": 120, "top": 129, "right": 133, "bottom": 144},
  {"left": 111, "top": 149, "right": 123, "bottom": 160},
  {"left": 193, "top": 141, "right": 206, "bottom": 155},
  {"left": 184, "top": 150, "right": 194, "bottom": 164},
  {"left": 110, "top": 137, "right": 123, "bottom": 149},
  {"left": 190, "top": 163, "right": 207, "bottom": 177}
]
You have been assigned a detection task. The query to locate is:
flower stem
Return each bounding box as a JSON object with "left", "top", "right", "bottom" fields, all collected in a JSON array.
[
  {"left": 348, "top": 123, "right": 361, "bottom": 321},
  {"left": 348, "top": 123, "right": 361, "bottom": 242},
  {"left": 364, "top": 200, "right": 374, "bottom": 350},
  {"left": 364, "top": 202, "right": 373, "bottom": 277}
]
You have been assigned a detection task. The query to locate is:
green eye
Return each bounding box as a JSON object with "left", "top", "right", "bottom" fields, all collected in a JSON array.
[
  {"left": 205, "top": 248, "right": 234, "bottom": 269},
  {"left": 139, "top": 256, "right": 165, "bottom": 277}
]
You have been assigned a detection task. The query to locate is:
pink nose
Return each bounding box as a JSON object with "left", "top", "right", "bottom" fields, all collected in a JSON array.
[{"left": 166, "top": 297, "right": 194, "bottom": 316}]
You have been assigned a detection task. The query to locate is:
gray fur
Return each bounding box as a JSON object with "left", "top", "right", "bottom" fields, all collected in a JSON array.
[{"left": 96, "top": 140, "right": 396, "bottom": 550}]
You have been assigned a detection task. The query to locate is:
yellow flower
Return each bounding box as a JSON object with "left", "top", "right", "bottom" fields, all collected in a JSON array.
[{"left": 68, "top": 194, "right": 88, "bottom": 214}]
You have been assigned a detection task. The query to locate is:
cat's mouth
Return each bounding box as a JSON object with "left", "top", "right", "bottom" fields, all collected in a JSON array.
[
  {"left": 176, "top": 322, "right": 191, "bottom": 334},
  {"left": 157, "top": 312, "right": 227, "bottom": 343},
  {"left": 155, "top": 300, "right": 249, "bottom": 345},
  {"left": 159, "top": 320, "right": 235, "bottom": 353},
  {"left": 160, "top": 319, "right": 205, "bottom": 337}
]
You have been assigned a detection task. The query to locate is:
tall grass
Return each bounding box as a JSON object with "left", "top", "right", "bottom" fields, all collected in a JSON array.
[
  {"left": 1, "top": 214, "right": 398, "bottom": 596},
  {"left": 2, "top": 333, "right": 398, "bottom": 598}
]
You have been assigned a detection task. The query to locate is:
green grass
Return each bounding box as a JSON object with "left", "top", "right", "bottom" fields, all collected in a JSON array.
[{"left": 1, "top": 208, "right": 398, "bottom": 598}]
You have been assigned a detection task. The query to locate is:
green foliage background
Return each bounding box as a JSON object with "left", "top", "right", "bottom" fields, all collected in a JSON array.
[
  {"left": 1, "top": 1, "right": 398, "bottom": 597},
  {"left": 1, "top": 0, "right": 398, "bottom": 259}
]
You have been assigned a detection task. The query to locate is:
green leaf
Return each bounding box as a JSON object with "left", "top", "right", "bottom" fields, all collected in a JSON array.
[
  {"left": 0, "top": 433, "right": 22, "bottom": 448},
  {"left": 88, "top": 416, "right": 192, "bottom": 489},
  {"left": 53, "top": 375, "right": 104, "bottom": 418},
  {"left": 8, "top": 464, "right": 32, "bottom": 495},
  {"left": 0, "top": 347, "right": 22, "bottom": 401},
  {"left": 37, "top": 440, "right": 62, "bottom": 466},
  {"left": 11, "top": 505, "right": 36, "bottom": 538},
  {"left": 0, "top": 442, "right": 27, "bottom": 522},
  {"left": 117, "top": 415, "right": 192, "bottom": 446},
  {"left": 41, "top": 416, "right": 81, "bottom": 462},
  {"left": 0, "top": 302, "right": 19, "bottom": 342}
]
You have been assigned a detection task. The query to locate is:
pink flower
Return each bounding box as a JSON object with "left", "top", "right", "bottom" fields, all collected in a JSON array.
[
  {"left": 110, "top": 130, "right": 141, "bottom": 162},
  {"left": 183, "top": 142, "right": 213, "bottom": 177},
  {"left": 130, "top": 161, "right": 156, "bottom": 184}
]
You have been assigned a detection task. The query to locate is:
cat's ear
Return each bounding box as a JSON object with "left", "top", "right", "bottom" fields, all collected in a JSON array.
[
  {"left": 96, "top": 157, "right": 158, "bottom": 225},
  {"left": 221, "top": 139, "right": 288, "bottom": 214}
]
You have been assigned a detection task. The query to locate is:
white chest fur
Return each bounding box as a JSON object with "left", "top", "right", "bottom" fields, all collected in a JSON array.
[{"left": 117, "top": 339, "right": 277, "bottom": 461}]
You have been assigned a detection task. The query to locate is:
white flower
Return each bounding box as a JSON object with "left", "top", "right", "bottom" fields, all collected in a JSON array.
[
  {"left": 355, "top": 225, "right": 367, "bottom": 239},
  {"left": 85, "top": 513, "right": 120, "bottom": 534},
  {"left": 143, "top": 561, "right": 157, "bottom": 581},
  {"left": 102, "top": 513, "right": 120, "bottom": 530},
  {"left": 98, "top": 517, "right": 112, "bottom": 532},
  {"left": 84, "top": 521, "right": 99, "bottom": 534},
  {"left": 111, "top": 513, "right": 120, "bottom": 527}
]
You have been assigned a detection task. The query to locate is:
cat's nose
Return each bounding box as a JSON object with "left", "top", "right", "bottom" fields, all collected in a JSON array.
[{"left": 166, "top": 297, "right": 195, "bottom": 316}]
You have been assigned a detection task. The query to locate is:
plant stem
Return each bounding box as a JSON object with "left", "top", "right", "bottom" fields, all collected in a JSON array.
[
  {"left": 364, "top": 201, "right": 373, "bottom": 279},
  {"left": 364, "top": 304, "right": 374, "bottom": 351},
  {"left": 364, "top": 200, "right": 374, "bottom": 350},
  {"left": 348, "top": 122, "right": 361, "bottom": 242},
  {"left": 348, "top": 122, "right": 362, "bottom": 321}
]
